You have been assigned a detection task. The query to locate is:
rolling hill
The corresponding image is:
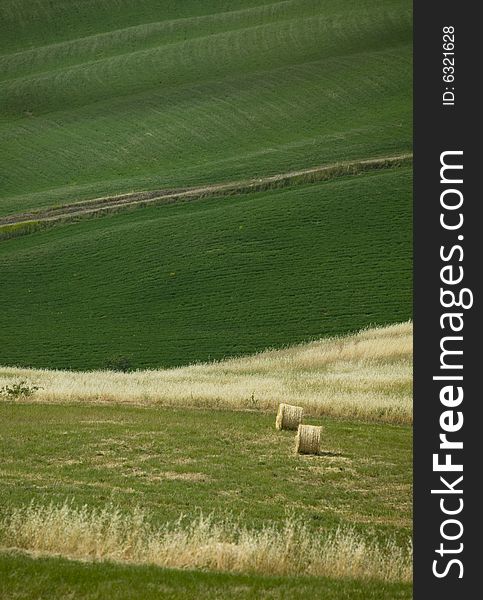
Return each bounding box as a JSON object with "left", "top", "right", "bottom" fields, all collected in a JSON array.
[
  {"left": 0, "top": 167, "right": 411, "bottom": 369},
  {"left": 0, "top": 0, "right": 411, "bottom": 216},
  {"left": 1, "top": 323, "right": 413, "bottom": 590},
  {"left": 0, "top": 0, "right": 412, "bottom": 370},
  {"left": 0, "top": 3, "right": 413, "bottom": 597}
]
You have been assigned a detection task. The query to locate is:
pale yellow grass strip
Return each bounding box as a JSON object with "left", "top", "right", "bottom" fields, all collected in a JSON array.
[
  {"left": 0, "top": 502, "right": 412, "bottom": 582},
  {"left": 0, "top": 322, "right": 412, "bottom": 424}
]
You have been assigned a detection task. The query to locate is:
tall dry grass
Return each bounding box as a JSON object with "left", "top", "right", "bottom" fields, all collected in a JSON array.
[
  {"left": 0, "top": 502, "right": 412, "bottom": 582},
  {"left": 0, "top": 322, "right": 412, "bottom": 424}
]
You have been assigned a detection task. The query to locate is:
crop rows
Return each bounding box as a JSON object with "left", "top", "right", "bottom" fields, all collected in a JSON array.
[
  {"left": 0, "top": 167, "right": 412, "bottom": 370},
  {"left": 0, "top": 0, "right": 411, "bottom": 216}
]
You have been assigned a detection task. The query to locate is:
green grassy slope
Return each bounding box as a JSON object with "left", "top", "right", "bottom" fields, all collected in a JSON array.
[
  {"left": 0, "top": 553, "right": 413, "bottom": 600},
  {"left": 0, "top": 553, "right": 412, "bottom": 600},
  {"left": 0, "top": 0, "right": 411, "bottom": 216},
  {"left": 0, "top": 167, "right": 411, "bottom": 370}
]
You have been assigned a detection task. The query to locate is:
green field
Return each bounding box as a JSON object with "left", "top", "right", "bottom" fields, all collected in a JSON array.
[
  {"left": 0, "top": 1, "right": 412, "bottom": 596},
  {"left": 0, "top": 404, "right": 411, "bottom": 532},
  {"left": 0, "top": 553, "right": 412, "bottom": 600},
  {"left": 0, "top": 402, "right": 412, "bottom": 598},
  {"left": 0, "top": 0, "right": 411, "bottom": 216},
  {"left": 0, "top": 0, "right": 412, "bottom": 370},
  {"left": 0, "top": 167, "right": 411, "bottom": 369}
]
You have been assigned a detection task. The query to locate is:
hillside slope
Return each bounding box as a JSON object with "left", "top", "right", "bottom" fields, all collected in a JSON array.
[
  {"left": 0, "top": 0, "right": 412, "bottom": 370},
  {"left": 0, "top": 167, "right": 411, "bottom": 370},
  {"left": 0, "top": 0, "right": 411, "bottom": 216},
  {"left": 1, "top": 322, "right": 412, "bottom": 424}
]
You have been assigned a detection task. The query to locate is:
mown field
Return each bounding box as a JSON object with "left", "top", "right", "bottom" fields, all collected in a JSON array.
[
  {"left": 0, "top": 0, "right": 411, "bottom": 216},
  {"left": 0, "top": 167, "right": 412, "bottom": 370},
  {"left": 0, "top": 325, "right": 412, "bottom": 598},
  {"left": 0, "top": 403, "right": 412, "bottom": 535},
  {"left": 0, "top": 325, "right": 412, "bottom": 597},
  {"left": 0, "top": 402, "right": 412, "bottom": 598}
]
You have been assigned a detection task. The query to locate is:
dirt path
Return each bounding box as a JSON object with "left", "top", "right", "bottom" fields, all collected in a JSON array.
[{"left": 0, "top": 154, "right": 412, "bottom": 229}]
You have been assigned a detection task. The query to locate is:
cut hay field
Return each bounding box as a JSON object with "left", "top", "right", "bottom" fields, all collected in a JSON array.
[
  {"left": 0, "top": 325, "right": 413, "bottom": 599},
  {"left": 0, "top": 330, "right": 412, "bottom": 598},
  {"left": 0, "top": 403, "right": 412, "bottom": 592},
  {"left": 0, "top": 167, "right": 412, "bottom": 370},
  {"left": 0, "top": 0, "right": 411, "bottom": 216}
]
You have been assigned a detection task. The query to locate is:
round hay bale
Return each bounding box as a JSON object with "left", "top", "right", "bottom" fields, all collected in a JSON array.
[
  {"left": 295, "top": 424, "right": 322, "bottom": 455},
  {"left": 275, "top": 403, "right": 303, "bottom": 431}
]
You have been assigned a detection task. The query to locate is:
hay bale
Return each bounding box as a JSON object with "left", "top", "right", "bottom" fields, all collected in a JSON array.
[
  {"left": 295, "top": 424, "right": 322, "bottom": 455},
  {"left": 275, "top": 403, "right": 303, "bottom": 431}
]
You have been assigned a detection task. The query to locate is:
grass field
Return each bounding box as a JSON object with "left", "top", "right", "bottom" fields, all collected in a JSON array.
[
  {"left": 0, "top": 402, "right": 412, "bottom": 585},
  {"left": 0, "top": 0, "right": 412, "bottom": 371},
  {"left": 0, "top": 553, "right": 412, "bottom": 600},
  {"left": 0, "top": 324, "right": 412, "bottom": 594},
  {"left": 0, "top": 404, "right": 412, "bottom": 538},
  {"left": 0, "top": 0, "right": 411, "bottom": 216},
  {"left": 0, "top": 167, "right": 412, "bottom": 370},
  {"left": 0, "top": 1, "right": 412, "bottom": 596}
]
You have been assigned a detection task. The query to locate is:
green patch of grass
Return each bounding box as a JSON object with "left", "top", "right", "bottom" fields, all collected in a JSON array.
[
  {"left": 0, "top": 168, "right": 412, "bottom": 370},
  {"left": 0, "top": 220, "right": 49, "bottom": 241},
  {"left": 0, "top": 403, "right": 412, "bottom": 543},
  {"left": 0, "top": 551, "right": 413, "bottom": 600}
]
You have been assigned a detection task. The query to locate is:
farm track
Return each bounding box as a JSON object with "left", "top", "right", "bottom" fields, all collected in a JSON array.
[{"left": 0, "top": 153, "right": 412, "bottom": 230}]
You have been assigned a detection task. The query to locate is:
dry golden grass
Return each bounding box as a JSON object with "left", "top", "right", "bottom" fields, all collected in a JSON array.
[
  {"left": 0, "top": 502, "right": 412, "bottom": 582},
  {"left": 0, "top": 322, "right": 412, "bottom": 424}
]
